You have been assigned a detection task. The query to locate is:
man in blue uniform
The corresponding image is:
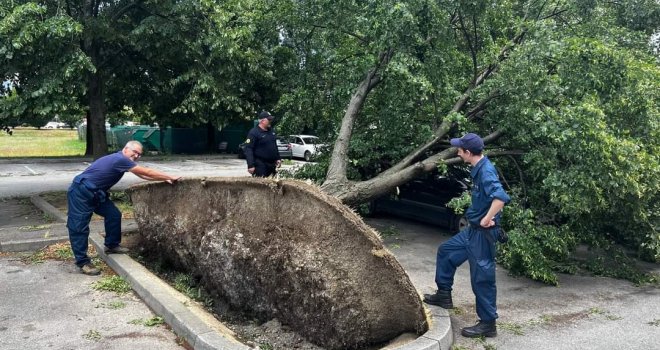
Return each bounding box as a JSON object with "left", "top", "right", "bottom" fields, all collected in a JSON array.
[
  {"left": 68, "top": 141, "right": 181, "bottom": 275},
  {"left": 423, "top": 133, "right": 510, "bottom": 338},
  {"left": 244, "top": 111, "right": 281, "bottom": 177}
]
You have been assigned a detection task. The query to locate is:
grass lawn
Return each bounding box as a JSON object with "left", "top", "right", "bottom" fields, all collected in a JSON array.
[{"left": 0, "top": 127, "right": 86, "bottom": 157}]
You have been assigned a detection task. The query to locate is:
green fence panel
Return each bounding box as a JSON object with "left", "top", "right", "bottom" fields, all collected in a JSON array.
[
  {"left": 218, "top": 121, "right": 253, "bottom": 153},
  {"left": 131, "top": 127, "right": 161, "bottom": 152},
  {"left": 161, "top": 127, "right": 208, "bottom": 154}
]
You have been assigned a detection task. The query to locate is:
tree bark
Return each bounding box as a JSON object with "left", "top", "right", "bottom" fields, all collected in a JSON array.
[
  {"left": 322, "top": 49, "right": 394, "bottom": 190},
  {"left": 87, "top": 66, "right": 107, "bottom": 158}
]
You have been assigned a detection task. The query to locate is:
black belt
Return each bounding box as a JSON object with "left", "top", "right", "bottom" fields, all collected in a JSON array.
[
  {"left": 469, "top": 223, "right": 497, "bottom": 231},
  {"left": 469, "top": 224, "right": 508, "bottom": 244}
]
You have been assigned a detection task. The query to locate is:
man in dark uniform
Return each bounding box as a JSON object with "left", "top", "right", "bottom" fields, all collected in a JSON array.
[
  {"left": 67, "top": 141, "right": 181, "bottom": 275},
  {"left": 423, "top": 133, "right": 510, "bottom": 338},
  {"left": 244, "top": 111, "right": 281, "bottom": 177}
]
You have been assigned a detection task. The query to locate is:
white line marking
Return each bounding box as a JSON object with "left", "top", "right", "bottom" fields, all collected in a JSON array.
[{"left": 24, "top": 165, "right": 38, "bottom": 175}]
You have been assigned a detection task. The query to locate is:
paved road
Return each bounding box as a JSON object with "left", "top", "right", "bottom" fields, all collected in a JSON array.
[
  {"left": 368, "top": 216, "right": 660, "bottom": 350},
  {"left": 0, "top": 156, "right": 303, "bottom": 198},
  {"left": 0, "top": 256, "right": 183, "bottom": 350}
]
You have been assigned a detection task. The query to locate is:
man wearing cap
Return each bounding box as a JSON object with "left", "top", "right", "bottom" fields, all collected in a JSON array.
[
  {"left": 423, "top": 132, "right": 510, "bottom": 338},
  {"left": 244, "top": 111, "right": 281, "bottom": 177},
  {"left": 67, "top": 141, "right": 181, "bottom": 275}
]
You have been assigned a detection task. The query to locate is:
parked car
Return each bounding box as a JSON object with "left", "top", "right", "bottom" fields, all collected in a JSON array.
[
  {"left": 43, "top": 121, "right": 65, "bottom": 129},
  {"left": 288, "top": 135, "right": 326, "bottom": 162},
  {"left": 237, "top": 137, "right": 293, "bottom": 160},
  {"left": 368, "top": 167, "right": 470, "bottom": 231}
]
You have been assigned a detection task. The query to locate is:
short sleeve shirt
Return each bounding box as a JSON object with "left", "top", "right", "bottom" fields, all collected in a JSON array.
[{"left": 78, "top": 151, "right": 136, "bottom": 191}]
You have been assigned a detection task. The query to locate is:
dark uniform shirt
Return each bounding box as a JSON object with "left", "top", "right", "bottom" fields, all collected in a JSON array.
[
  {"left": 244, "top": 126, "right": 280, "bottom": 168},
  {"left": 76, "top": 151, "right": 136, "bottom": 191},
  {"left": 465, "top": 156, "right": 510, "bottom": 226}
]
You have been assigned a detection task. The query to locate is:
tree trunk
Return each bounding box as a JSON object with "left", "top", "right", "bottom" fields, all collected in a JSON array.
[
  {"left": 322, "top": 49, "right": 393, "bottom": 190},
  {"left": 84, "top": 110, "right": 92, "bottom": 156},
  {"left": 88, "top": 71, "right": 107, "bottom": 158}
]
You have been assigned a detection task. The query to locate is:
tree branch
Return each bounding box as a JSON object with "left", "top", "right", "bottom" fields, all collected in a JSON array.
[
  {"left": 111, "top": 1, "right": 143, "bottom": 22},
  {"left": 311, "top": 24, "right": 368, "bottom": 45}
]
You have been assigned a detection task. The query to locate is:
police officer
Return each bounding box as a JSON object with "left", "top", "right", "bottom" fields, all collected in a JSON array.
[
  {"left": 423, "top": 133, "right": 510, "bottom": 338},
  {"left": 67, "top": 141, "right": 181, "bottom": 275},
  {"left": 244, "top": 111, "right": 281, "bottom": 177}
]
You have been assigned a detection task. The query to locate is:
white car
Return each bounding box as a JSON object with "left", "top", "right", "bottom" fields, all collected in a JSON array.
[
  {"left": 288, "top": 135, "right": 326, "bottom": 162},
  {"left": 43, "top": 121, "right": 65, "bottom": 129}
]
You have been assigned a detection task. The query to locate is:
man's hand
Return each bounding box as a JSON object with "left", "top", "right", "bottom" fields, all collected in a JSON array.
[
  {"left": 276, "top": 160, "right": 282, "bottom": 168},
  {"left": 248, "top": 167, "right": 255, "bottom": 174},
  {"left": 165, "top": 176, "right": 182, "bottom": 185},
  {"left": 480, "top": 217, "right": 495, "bottom": 228}
]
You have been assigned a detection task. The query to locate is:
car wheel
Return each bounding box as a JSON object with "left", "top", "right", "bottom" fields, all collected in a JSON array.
[
  {"left": 453, "top": 215, "right": 469, "bottom": 232},
  {"left": 304, "top": 151, "right": 312, "bottom": 162}
]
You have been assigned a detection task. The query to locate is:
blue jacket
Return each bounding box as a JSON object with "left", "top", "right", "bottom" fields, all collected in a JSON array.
[{"left": 465, "top": 156, "right": 510, "bottom": 225}]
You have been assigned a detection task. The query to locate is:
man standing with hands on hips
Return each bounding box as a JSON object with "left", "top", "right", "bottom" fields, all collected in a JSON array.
[
  {"left": 423, "top": 132, "right": 510, "bottom": 338},
  {"left": 67, "top": 141, "right": 181, "bottom": 275},
  {"left": 244, "top": 111, "right": 281, "bottom": 177}
]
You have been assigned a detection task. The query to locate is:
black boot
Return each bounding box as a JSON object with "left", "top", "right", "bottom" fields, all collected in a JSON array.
[
  {"left": 461, "top": 320, "right": 497, "bottom": 338},
  {"left": 423, "top": 289, "right": 453, "bottom": 309}
]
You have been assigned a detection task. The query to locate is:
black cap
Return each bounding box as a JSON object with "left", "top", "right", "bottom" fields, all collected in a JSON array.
[{"left": 258, "top": 111, "right": 274, "bottom": 121}]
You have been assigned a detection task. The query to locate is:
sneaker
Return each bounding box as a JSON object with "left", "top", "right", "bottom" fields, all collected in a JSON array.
[
  {"left": 79, "top": 263, "right": 101, "bottom": 276},
  {"left": 423, "top": 289, "right": 453, "bottom": 309},
  {"left": 461, "top": 320, "right": 497, "bottom": 338},
  {"left": 104, "top": 245, "right": 130, "bottom": 254}
]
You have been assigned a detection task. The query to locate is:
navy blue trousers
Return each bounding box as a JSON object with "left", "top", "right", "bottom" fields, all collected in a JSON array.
[
  {"left": 434, "top": 226, "right": 498, "bottom": 321},
  {"left": 254, "top": 159, "right": 277, "bottom": 177},
  {"left": 66, "top": 182, "right": 122, "bottom": 267}
]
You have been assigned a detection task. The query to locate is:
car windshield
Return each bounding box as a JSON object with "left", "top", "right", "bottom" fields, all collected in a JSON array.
[{"left": 302, "top": 137, "right": 317, "bottom": 144}]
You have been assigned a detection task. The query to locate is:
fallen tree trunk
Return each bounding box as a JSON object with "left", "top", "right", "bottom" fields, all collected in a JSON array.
[{"left": 128, "top": 177, "right": 428, "bottom": 350}]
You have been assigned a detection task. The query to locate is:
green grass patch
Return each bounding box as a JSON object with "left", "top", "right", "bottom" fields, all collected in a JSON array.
[
  {"left": 92, "top": 275, "right": 132, "bottom": 295},
  {"left": 499, "top": 321, "right": 525, "bottom": 335},
  {"left": 0, "top": 128, "right": 85, "bottom": 157},
  {"left": 379, "top": 225, "right": 399, "bottom": 238},
  {"left": 18, "top": 224, "right": 52, "bottom": 231},
  {"left": 82, "top": 329, "right": 102, "bottom": 341},
  {"left": 53, "top": 245, "right": 74, "bottom": 260},
  {"left": 21, "top": 251, "right": 47, "bottom": 264},
  {"left": 128, "top": 316, "right": 165, "bottom": 327},
  {"left": 96, "top": 301, "right": 127, "bottom": 310},
  {"left": 173, "top": 273, "right": 213, "bottom": 307}
]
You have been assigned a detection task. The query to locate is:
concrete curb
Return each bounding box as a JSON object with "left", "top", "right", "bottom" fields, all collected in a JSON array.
[
  {"left": 89, "top": 233, "right": 252, "bottom": 350},
  {"left": 3, "top": 195, "right": 454, "bottom": 350},
  {"left": 29, "top": 195, "right": 67, "bottom": 223}
]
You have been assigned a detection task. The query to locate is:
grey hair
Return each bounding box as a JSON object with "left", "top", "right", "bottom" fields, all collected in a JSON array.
[{"left": 125, "top": 140, "right": 143, "bottom": 149}]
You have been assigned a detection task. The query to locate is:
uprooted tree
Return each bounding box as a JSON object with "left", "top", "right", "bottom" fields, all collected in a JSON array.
[{"left": 275, "top": 0, "right": 659, "bottom": 284}]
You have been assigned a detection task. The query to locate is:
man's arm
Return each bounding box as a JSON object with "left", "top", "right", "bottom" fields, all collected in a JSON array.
[
  {"left": 480, "top": 199, "right": 505, "bottom": 228},
  {"left": 129, "top": 165, "right": 181, "bottom": 184},
  {"left": 244, "top": 131, "right": 257, "bottom": 174}
]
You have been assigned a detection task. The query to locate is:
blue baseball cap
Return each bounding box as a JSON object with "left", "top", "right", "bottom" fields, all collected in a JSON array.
[{"left": 450, "top": 133, "right": 484, "bottom": 153}]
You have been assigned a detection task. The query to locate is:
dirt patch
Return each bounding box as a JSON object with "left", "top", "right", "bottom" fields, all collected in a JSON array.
[
  {"left": 0, "top": 197, "right": 52, "bottom": 228},
  {"left": 129, "top": 177, "right": 428, "bottom": 350}
]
